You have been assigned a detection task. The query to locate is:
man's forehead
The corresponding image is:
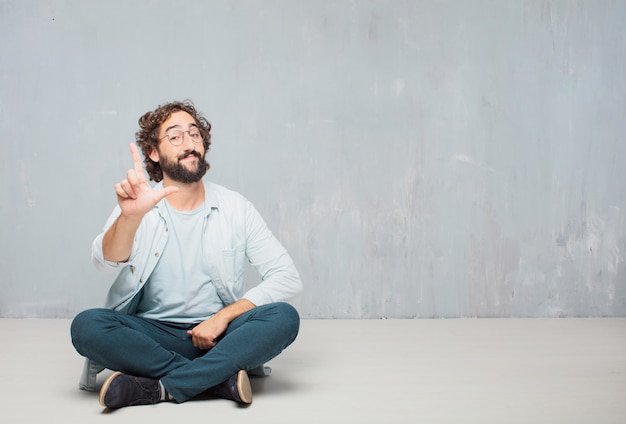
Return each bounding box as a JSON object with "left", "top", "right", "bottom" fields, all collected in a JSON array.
[{"left": 161, "top": 111, "right": 198, "bottom": 131}]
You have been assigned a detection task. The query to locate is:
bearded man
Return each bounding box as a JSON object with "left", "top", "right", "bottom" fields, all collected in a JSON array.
[{"left": 71, "top": 100, "right": 302, "bottom": 409}]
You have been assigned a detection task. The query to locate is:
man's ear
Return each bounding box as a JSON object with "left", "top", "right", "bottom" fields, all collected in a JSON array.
[{"left": 148, "top": 147, "right": 160, "bottom": 163}]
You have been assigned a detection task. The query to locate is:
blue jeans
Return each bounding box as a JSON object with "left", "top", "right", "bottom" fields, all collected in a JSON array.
[{"left": 71, "top": 302, "right": 300, "bottom": 402}]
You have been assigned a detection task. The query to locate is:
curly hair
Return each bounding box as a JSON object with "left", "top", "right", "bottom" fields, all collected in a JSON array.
[{"left": 135, "top": 100, "right": 212, "bottom": 182}]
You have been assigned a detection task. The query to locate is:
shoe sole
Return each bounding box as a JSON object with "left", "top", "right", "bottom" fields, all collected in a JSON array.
[
  {"left": 99, "top": 371, "right": 124, "bottom": 407},
  {"left": 237, "top": 370, "right": 253, "bottom": 404}
]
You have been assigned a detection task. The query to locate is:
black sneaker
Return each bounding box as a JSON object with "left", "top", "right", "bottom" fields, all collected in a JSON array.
[
  {"left": 206, "top": 370, "right": 252, "bottom": 404},
  {"left": 99, "top": 372, "right": 163, "bottom": 408}
]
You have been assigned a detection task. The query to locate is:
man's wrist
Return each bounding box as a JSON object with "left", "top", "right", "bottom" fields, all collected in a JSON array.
[{"left": 216, "top": 299, "right": 256, "bottom": 323}]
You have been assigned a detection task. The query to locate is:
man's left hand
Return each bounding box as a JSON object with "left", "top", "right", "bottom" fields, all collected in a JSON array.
[{"left": 187, "top": 316, "right": 228, "bottom": 350}]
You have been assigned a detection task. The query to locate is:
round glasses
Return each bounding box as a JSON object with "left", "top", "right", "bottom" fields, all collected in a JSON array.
[{"left": 160, "top": 129, "right": 203, "bottom": 146}]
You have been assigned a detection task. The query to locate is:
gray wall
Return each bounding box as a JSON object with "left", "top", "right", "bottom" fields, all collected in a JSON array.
[{"left": 1, "top": 0, "right": 625, "bottom": 318}]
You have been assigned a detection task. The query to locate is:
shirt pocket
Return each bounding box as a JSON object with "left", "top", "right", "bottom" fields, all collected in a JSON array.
[{"left": 221, "top": 244, "right": 246, "bottom": 283}]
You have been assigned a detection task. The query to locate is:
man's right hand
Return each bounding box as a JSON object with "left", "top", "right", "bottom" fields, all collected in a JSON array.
[
  {"left": 114, "top": 143, "right": 179, "bottom": 217},
  {"left": 102, "top": 144, "right": 178, "bottom": 263}
]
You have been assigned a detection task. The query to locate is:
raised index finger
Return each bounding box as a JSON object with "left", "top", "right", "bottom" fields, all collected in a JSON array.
[{"left": 129, "top": 143, "right": 145, "bottom": 175}]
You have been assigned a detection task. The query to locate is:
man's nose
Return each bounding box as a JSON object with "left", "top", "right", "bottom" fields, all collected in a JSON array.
[{"left": 181, "top": 131, "right": 195, "bottom": 150}]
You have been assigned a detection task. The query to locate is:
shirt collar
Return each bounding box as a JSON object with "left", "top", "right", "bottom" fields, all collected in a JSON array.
[{"left": 153, "top": 180, "right": 218, "bottom": 217}]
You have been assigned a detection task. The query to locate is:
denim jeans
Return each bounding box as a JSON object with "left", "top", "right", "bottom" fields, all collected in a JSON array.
[{"left": 70, "top": 302, "right": 300, "bottom": 402}]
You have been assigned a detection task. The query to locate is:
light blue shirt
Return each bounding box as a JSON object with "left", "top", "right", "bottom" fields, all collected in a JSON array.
[
  {"left": 91, "top": 181, "right": 303, "bottom": 316},
  {"left": 135, "top": 202, "right": 224, "bottom": 323}
]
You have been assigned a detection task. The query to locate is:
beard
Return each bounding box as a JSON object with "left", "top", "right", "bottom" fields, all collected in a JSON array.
[{"left": 159, "top": 150, "right": 210, "bottom": 183}]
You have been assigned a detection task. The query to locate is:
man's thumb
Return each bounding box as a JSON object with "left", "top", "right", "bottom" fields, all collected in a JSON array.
[{"left": 158, "top": 185, "right": 179, "bottom": 200}]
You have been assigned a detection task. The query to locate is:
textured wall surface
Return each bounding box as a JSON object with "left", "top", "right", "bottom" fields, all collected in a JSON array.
[{"left": 1, "top": 0, "right": 625, "bottom": 318}]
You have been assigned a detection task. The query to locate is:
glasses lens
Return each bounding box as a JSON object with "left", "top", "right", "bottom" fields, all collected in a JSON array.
[{"left": 167, "top": 130, "right": 183, "bottom": 145}]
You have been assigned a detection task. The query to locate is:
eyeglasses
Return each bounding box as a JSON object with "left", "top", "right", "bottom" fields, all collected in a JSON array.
[{"left": 160, "top": 129, "right": 203, "bottom": 146}]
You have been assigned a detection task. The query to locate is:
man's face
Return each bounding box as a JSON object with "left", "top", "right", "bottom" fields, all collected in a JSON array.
[{"left": 150, "top": 111, "right": 208, "bottom": 183}]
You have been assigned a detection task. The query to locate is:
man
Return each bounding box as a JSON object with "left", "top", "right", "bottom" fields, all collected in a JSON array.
[{"left": 71, "top": 100, "right": 302, "bottom": 409}]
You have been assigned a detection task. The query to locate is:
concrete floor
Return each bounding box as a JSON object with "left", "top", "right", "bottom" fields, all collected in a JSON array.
[{"left": 1, "top": 318, "right": 625, "bottom": 423}]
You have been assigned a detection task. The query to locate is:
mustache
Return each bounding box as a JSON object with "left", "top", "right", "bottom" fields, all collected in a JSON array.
[{"left": 178, "top": 151, "right": 202, "bottom": 161}]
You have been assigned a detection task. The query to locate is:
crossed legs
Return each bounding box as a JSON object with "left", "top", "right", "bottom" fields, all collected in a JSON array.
[{"left": 71, "top": 302, "right": 300, "bottom": 404}]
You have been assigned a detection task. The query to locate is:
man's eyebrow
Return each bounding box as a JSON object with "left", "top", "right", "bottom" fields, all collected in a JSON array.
[{"left": 164, "top": 123, "right": 199, "bottom": 133}]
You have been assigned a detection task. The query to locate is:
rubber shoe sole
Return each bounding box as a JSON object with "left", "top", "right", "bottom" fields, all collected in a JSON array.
[
  {"left": 99, "top": 371, "right": 124, "bottom": 407},
  {"left": 237, "top": 370, "right": 253, "bottom": 404}
]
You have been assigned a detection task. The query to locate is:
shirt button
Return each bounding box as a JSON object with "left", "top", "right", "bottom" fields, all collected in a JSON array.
[{"left": 155, "top": 252, "right": 160, "bottom": 257}]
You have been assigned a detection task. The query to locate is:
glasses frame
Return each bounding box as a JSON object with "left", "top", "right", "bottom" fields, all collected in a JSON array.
[{"left": 159, "top": 128, "right": 204, "bottom": 147}]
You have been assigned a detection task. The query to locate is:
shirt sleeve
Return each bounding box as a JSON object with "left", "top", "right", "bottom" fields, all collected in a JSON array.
[
  {"left": 91, "top": 206, "right": 138, "bottom": 273},
  {"left": 241, "top": 200, "right": 303, "bottom": 306}
]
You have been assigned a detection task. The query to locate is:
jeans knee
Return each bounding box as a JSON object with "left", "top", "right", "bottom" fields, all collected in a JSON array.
[
  {"left": 274, "top": 302, "right": 300, "bottom": 340},
  {"left": 70, "top": 308, "right": 105, "bottom": 353}
]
